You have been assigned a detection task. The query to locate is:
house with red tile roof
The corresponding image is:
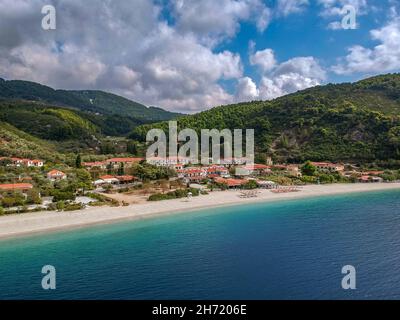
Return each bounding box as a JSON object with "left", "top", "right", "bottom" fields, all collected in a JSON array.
[
  {"left": 82, "top": 161, "right": 107, "bottom": 169},
  {"left": 213, "top": 177, "right": 248, "bottom": 188},
  {"left": 311, "top": 162, "right": 345, "bottom": 173},
  {"left": 0, "top": 183, "right": 33, "bottom": 192},
  {"left": 0, "top": 157, "right": 44, "bottom": 167},
  {"left": 47, "top": 170, "right": 67, "bottom": 181},
  {"left": 116, "top": 175, "right": 137, "bottom": 183},
  {"left": 238, "top": 164, "right": 271, "bottom": 176},
  {"left": 359, "top": 175, "right": 383, "bottom": 183}
]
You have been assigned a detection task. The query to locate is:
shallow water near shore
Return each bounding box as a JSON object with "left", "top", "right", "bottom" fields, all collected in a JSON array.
[{"left": 1, "top": 189, "right": 400, "bottom": 299}]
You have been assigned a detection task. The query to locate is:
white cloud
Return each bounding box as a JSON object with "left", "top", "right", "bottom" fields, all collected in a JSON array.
[
  {"left": 250, "top": 48, "right": 277, "bottom": 73},
  {"left": 274, "top": 56, "right": 326, "bottom": 80},
  {"left": 277, "top": 0, "right": 309, "bottom": 16},
  {"left": 244, "top": 49, "right": 326, "bottom": 100},
  {"left": 318, "top": 0, "right": 368, "bottom": 17},
  {"left": 0, "top": 0, "right": 323, "bottom": 112},
  {"left": 333, "top": 16, "right": 400, "bottom": 74},
  {"left": 0, "top": 0, "right": 246, "bottom": 113},
  {"left": 236, "top": 77, "right": 259, "bottom": 102},
  {"left": 171, "top": 0, "right": 272, "bottom": 45},
  {"left": 318, "top": 0, "right": 368, "bottom": 29}
]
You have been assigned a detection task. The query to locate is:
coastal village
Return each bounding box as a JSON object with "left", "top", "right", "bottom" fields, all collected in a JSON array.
[{"left": 0, "top": 153, "right": 398, "bottom": 215}]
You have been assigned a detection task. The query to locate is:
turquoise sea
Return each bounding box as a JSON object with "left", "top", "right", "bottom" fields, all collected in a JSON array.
[{"left": 1, "top": 190, "right": 400, "bottom": 300}]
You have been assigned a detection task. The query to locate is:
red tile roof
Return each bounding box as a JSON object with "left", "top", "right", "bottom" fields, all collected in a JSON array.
[
  {"left": 99, "top": 175, "right": 116, "bottom": 180},
  {"left": 106, "top": 158, "right": 144, "bottom": 163},
  {"left": 361, "top": 171, "right": 384, "bottom": 176},
  {"left": 0, "top": 183, "right": 33, "bottom": 190},
  {"left": 214, "top": 177, "right": 247, "bottom": 187},
  {"left": 47, "top": 170, "right": 66, "bottom": 176},
  {"left": 243, "top": 164, "right": 270, "bottom": 170},
  {"left": 116, "top": 175, "right": 136, "bottom": 182},
  {"left": 83, "top": 161, "right": 105, "bottom": 166}
]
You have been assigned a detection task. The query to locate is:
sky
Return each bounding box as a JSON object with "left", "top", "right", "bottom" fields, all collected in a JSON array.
[{"left": 0, "top": 0, "right": 399, "bottom": 113}]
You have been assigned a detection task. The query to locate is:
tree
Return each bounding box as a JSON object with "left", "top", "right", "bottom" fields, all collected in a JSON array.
[
  {"left": 103, "top": 184, "right": 113, "bottom": 193},
  {"left": 301, "top": 161, "right": 316, "bottom": 176},
  {"left": 1, "top": 197, "right": 16, "bottom": 208},
  {"left": 56, "top": 201, "right": 65, "bottom": 211},
  {"left": 118, "top": 162, "right": 125, "bottom": 176},
  {"left": 26, "top": 189, "right": 42, "bottom": 205},
  {"left": 107, "top": 163, "right": 113, "bottom": 175},
  {"left": 243, "top": 180, "right": 258, "bottom": 189},
  {"left": 52, "top": 190, "right": 75, "bottom": 202},
  {"left": 127, "top": 141, "right": 138, "bottom": 155},
  {"left": 0, "top": 158, "right": 12, "bottom": 167},
  {"left": 75, "top": 169, "right": 92, "bottom": 190},
  {"left": 75, "top": 154, "right": 82, "bottom": 168}
]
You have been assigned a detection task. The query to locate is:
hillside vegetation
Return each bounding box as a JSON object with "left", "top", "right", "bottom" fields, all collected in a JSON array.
[
  {"left": 0, "top": 78, "right": 181, "bottom": 136},
  {"left": 130, "top": 73, "right": 400, "bottom": 165},
  {"left": 0, "top": 101, "right": 97, "bottom": 140},
  {"left": 0, "top": 121, "right": 64, "bottom": 161}
]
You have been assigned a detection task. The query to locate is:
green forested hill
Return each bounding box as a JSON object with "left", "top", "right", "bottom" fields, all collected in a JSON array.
[
  {"left": 0, "top": 78, "right": 181, "bottom": 122},
  {"left": 130, "top": 73, "right": 400, "bottom": 164},
  {"left": 68, "top": 90, "right": 181, "bottom": 121},
  {"left": 0, "top": 121, "right": 64, "bottom": 161},
  {"left": 0, "top": 101, "right": 98, "bottom": 140}
]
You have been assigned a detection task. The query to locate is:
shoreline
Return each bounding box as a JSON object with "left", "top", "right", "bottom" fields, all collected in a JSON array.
[{"left": 1, "top": 183, "right": 400, "bottom": 241}]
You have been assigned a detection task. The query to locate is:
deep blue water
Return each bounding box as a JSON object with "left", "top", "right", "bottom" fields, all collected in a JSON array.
[{"left": 1, "top": 190, "right": 400, "bottom": 300}]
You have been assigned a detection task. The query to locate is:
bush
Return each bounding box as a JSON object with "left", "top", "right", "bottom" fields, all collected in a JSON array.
[
  {"left": 318, "top": 174, "right": 336, "bottom": 184},
  {"left": 0, "top": 206, "right": 4, "bottom": 215},
  {"left": 148, "top": 188, "right": 199, "bottom": 201},
  {"left": 243, "top": 180, "right": 258, "bottom": 189},
  {"left": 52, "top": 190, "right": 75, "bottom": 202},
  {"left": 56, "top": 201, "right": 65, "bottom": 211},
  {"left": 87, "top": 192, "right": 119, "bottom": 206},
  {"left": 64, "top": 203, "right": 84, "bottom": 211},
  {"left": 88, "top": 201, "right": 108, "bottom": 207},
  {"left": 301, "top": 175, "right": 317, "bottom": 184}
]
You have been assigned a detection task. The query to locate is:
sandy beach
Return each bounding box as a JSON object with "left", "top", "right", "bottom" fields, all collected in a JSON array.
[{"left": 1, "top": 183, "right": 400, "bottom": 240}]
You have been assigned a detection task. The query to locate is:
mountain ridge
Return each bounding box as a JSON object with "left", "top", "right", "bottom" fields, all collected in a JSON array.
[
  {"left": 130, "top": 73, "right": 400, "bottom": 165},
  {"left": 0, "top": 78, "right": 181, "bottom": 121}
]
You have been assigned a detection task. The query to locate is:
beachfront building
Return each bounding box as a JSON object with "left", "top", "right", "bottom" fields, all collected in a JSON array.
[
  {"left": 47, "top": 170, "right": 67, "bottom": 181},
  {"left": 285, "top": 164, "right": 302, "bottom": 177},
  {"left": 237, "top": 164, "right": 271, "bottom": 176},
  {"left": 213, "top": 177, "right": 248, "bottom": 189},
  {"left": 176, "top": 165, "right": 230, "bottom": 182},
  {"left": 311, "top": 162, "right": 345, "bottom": 173},
  {"left": 93, "top": 175, "right": 137, "bottom": 187},
  {"left": 181, "top": 168, "right": 206, "bottom": 182},
  {"left": 0, "top": 183, "right": 33, "bottom": 196},
  {"left": 361, "top": 171, "right": 385, "bottom": 176},
  {"left": 359, "top": 175, "right": 384, "bottom": 183}
]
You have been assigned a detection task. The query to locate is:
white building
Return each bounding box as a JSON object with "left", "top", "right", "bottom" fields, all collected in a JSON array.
[{"left": 146, "top": 156, "right": 192, "bottom": 167}]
